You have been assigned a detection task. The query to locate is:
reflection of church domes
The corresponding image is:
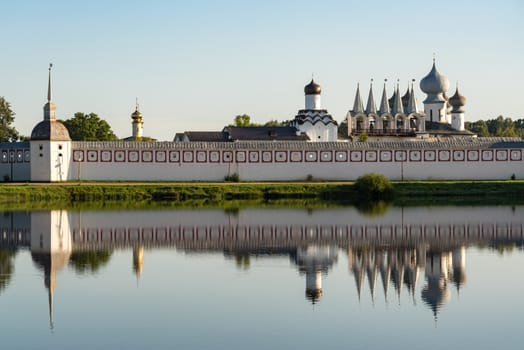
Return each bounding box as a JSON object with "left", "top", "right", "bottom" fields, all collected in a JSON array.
[
  {"left": 421, "top": 280, "right": 451, "bottom": 320},
  {"left": 293, "top": 245, "right": 338, "bottom": 304},
  {"left": 304, "top": 79, "right": 321, "bottom": 95},
  {"left": 420, "top": 61, "right": 449, "bottom": 95}
]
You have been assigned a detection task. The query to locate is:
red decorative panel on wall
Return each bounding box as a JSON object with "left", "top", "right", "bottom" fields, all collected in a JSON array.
[
  {"left": 73, "top": 150, "right": 84, "bottom": 162},
  {"left": 365, "top": 150, "right": 377, "bottom": 162},
  {"left": 290, "top": 151, "right": 302, "bottom": 162},
  {"left": 261, "top": 151, "right": 272, "bottom": 163},
  {"left": 275, "top": 151, "right": 287, "bottom": 162},
  {"left": 142, "top": 150, "right": 153, "bottom": 163},
  {"left": 222, "top": 151, "right": 233, "bottom": 163},
  {"left": 394, "top": 150, "right": 407, "bottom": 162},
  {"left": 424, "top": 150, "right": 436, "bottom": 162},
  {"left": 169, "top": 150, "right": 180, "bottom": 163},
  {"left": 335, "top": 151, "right": 347, "bottom": 162},
  {"left": 495, "top": 149, "right": 508, "bottom": 161},
  {"left": 128, "top": 150, "right": 139, "bottom": 162},
  {"left": 87, "top": 150, "right": 98, "bottom": 162},
  {"left": 156, "top": 150, "right": 167, "bottom": 163},
  {"left": 481, "top": 150, "right": 493, "bottom": 161},
  {"left": 182, "top": 151, "right": 193, "bottom": 163},
  {"left": 438, "top": 150, "right": 450, "bottom": 162},
  {"left": 114, "top": 150, "right": 125, "bottom": 162},
  {"left": 380, "top": 150, "right": 392, "bottom": 162},
  {"left": 101, "top": 150, "right": 112, "bottom": 162},
  {"left": 320, "top": 151, "right": 332, "bottom": 162},
  {"left": 350, "top": 150, "right": 362, "bottom": 162},
  {"left": 236, "top": 151, "right": 247, "bottom": 163},
  {"left": 510, "top": 149, "right": 522, "bottom": 161},
  {"left": 452, "top": 150, "right": 465, "bottom": 162},
  {"left": 195, "top": 150, "right": 207, "bottom": 163},
  {"left": 248, "top": 151, "right": 259, "bottom": 163},
  {"left": 209, "top": 150, "right": 220, "bottom": 163},
  {"left": 409, "top": 150, "right": 422, "bottom": 162},
  {"left": 305, "top": 151, "right": 317, "bottom": 162},
  {"left": 467, "top": 150, "right": 479, "bottom": 161}
]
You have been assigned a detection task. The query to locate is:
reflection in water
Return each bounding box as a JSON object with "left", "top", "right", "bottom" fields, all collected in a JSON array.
[
  {"left": 0, "top": 206, "right": 522, "bottom": 327},
  {"left": 0, "top": 249, "right": 16, "bottom": 293}
]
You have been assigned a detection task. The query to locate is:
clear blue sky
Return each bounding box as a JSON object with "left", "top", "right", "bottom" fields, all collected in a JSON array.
[{"left": 1, "top": 0, "right": 523, "bottom": 140}]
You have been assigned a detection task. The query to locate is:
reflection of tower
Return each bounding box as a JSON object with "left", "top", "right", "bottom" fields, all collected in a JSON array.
[
  {"left": 421, "top": 250, "right": 452, "bottom": 322},
  {"left": 451, "top": 246, "right": 467, "bottom": 293},
  {"left": 294, "top": 245, "right": 338, "bottom": 304},
  {"left": 133, "top": 246, "right": 144, "bottom": 282},
  {"left": 30, "top": 210, "right": 72, "bottom": 330}
]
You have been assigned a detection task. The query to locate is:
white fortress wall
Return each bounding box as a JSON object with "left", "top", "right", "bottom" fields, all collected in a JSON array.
[
  {"left": 67, "top": 140, "right": 524, "bottom": 181},
  {"left": 0, "top": 142, "right": 31, "bottom": 181}
]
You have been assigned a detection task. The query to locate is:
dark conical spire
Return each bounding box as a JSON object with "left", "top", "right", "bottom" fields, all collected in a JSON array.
[
  {"left": 352, "top": 83, "right": 364, "bottom": 113},
  {"left": 365, "top": 79, "right": 377, "bottom": 114},
  {"left": 406, "top": 79, "right": 419, "bottom": 114},
  {"left": 391, "top": 81, "right": 404, "bottom": 115},
  {"left": 47, "top": 63, "right": 53, "bottom": 103},
  {"left": 378, "top": 79, "right": 390, "bottom": 114}
]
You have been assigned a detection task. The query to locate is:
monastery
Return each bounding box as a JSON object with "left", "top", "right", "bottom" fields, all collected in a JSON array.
[{"left": 0, "top": 61, "right": 522, "bottom": 182}]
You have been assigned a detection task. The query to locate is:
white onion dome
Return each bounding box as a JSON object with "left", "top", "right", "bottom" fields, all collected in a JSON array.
[
  {"left": 449, "top": 87, "right": 466, "bottom": 113},
  {"left": 420, "top": 62, "right": 449, "bottom": 96},
  {"left": 304, "top": 79, "right": 321, "bottom": 95}
]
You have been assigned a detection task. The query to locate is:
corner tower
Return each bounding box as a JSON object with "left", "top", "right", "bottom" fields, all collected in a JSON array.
[{"left": 30, "top": 64, "right": 72, "bottom": 181}]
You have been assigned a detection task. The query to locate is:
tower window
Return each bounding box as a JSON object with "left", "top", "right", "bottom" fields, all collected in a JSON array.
[
  {"left": 58, "top": 144, "right": 62, "bottom": 150},
  {"left": 39, "top": 145, "right": 43, "bottom": 150}
]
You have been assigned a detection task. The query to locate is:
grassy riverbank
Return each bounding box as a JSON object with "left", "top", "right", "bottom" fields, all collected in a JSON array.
[{"left": 0, "top": 180, "right": 523, "bottom": 210}]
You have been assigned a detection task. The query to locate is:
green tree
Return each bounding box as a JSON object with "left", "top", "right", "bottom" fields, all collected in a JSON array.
[
  {"left": 69, "top": 250, "right": 113, "bottom": 274},
  {"left": 0, "top": 97, "right": 19, "bottom": 142},
  {"left": 61, "top": 112, "right": 118, "bottom": 141},
  {"left": 358, "top": 130, "right": 368, "bottom": 142},
  {"left": 466, "top": 120, "right": 489, "bottom": 137},
  {"left": 233, "top": 114, "right": 251, "bottom": 127}
]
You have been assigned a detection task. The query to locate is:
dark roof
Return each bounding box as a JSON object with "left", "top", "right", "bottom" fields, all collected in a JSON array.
[
  {"left": 31, "top": 120, "right": 71, "bottom": 141},
  {"left": 425, "top": 121, "right": 475, "bottom": 136},
  {"left": 177, "top": 131, "right": 226, "bottom": 142},
  {"left": 225, "top": 126, "right": 309, "bottom": 141}
]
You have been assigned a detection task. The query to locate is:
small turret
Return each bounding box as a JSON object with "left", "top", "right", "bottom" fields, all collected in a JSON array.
[
  {"left": 131, "top": 99, "right": 144, "bottom": 139},
  {"left": 449, "top": 84, "right": 466, "bottom": 131}
]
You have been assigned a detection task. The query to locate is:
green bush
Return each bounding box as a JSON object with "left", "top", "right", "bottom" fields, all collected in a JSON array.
[
  {"left": 224, "top": 173, "right": 240, "bottom": 182},
  {"left": 353, "top": 173, "right": 393, "bottom": 200}
]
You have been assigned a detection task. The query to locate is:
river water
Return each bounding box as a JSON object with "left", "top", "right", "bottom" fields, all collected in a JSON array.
[{"left": 0, "top": 206, "right": 522, "bottom": 349}]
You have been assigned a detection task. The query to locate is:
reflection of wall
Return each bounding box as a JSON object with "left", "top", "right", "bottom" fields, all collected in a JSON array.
[{"left": 64, "top": 207, "right": 523, "bottom": 251}]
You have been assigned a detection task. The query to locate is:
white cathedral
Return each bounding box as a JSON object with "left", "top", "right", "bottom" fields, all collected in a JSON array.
[{"left": 345, "top": 58, "right": 470, "bottom": 140}]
